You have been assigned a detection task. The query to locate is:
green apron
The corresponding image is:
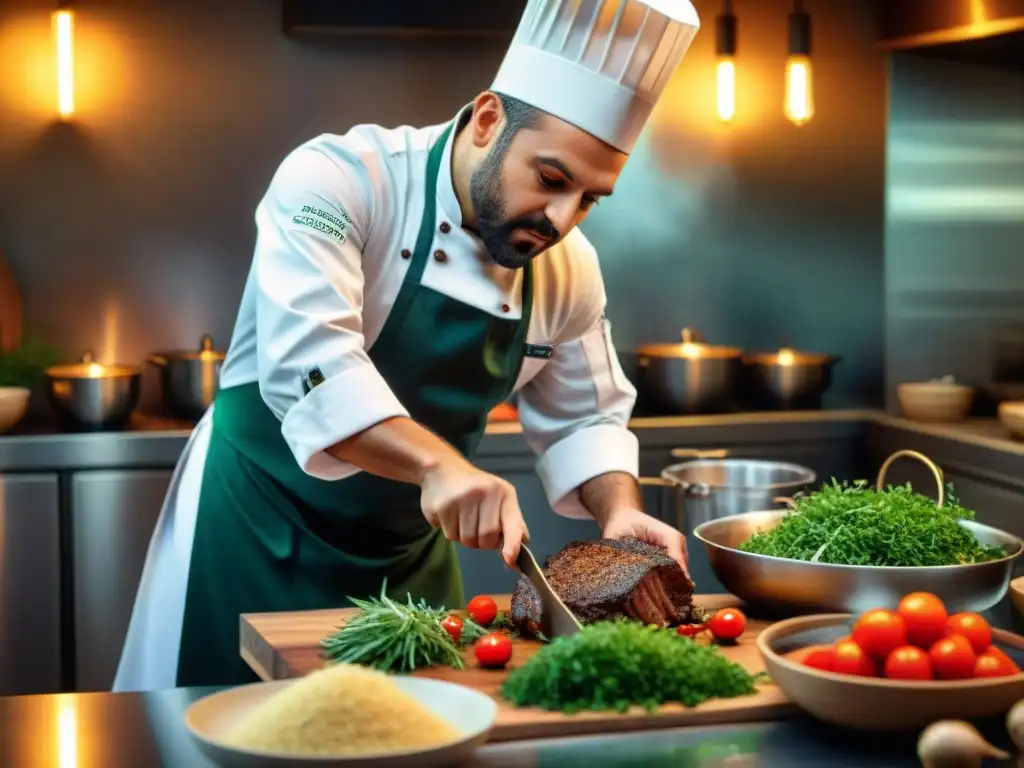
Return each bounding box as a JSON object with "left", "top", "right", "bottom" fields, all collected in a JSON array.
[{"left": 175, "top": 121, "right": 534, "bottom": 687}]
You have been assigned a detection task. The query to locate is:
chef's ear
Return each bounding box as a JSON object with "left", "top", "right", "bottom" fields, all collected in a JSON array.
[{"left": 467, "top": 91, "right": 506, "bottom": 149}]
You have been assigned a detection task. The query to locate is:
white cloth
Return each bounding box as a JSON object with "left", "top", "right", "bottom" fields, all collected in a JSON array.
[
  {"left": 113, "top": 114, "right": 638, "bottom": 693},
  {"left": 492, "top": 0, "right": 700, "bottom": 153}
]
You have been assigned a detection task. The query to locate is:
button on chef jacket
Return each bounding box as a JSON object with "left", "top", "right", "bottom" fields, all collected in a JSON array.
[{"left": 218, "top": 106, "right": 639, "bottom": 518}]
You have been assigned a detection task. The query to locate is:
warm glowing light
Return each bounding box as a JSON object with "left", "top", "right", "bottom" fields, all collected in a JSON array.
[
  {"left": 777, "top": 347, "right": 796, "bottom": 366},
  {"left": 53, "top": 10, "right": 74, "bottom": 118},
  {"left": 681, "top": 343, "right": 701, "bottom": 359},
  {"left": 716, "top": 57, "right": 736, "bottom": 122},
  {"left": 784, "top": 54, "right": 813, "bottom": 126},
  {"left": 57, "top": 695, "right": 78, "bottom": 768},
  {"left": 85, "top": 363, "right": 105, "bottom": 377}
]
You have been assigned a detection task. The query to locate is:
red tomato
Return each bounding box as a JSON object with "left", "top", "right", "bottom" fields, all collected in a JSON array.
[
  {"left": 929, "top": 634, "right": 977, "bottom": 679},
  {"left": 440, "top": 614, "right": 463, "bottom": 643},
  {"left": 945, "top": 612, "right": 992, "bottom": 654},
  {"left": 852, "top": 609, "right": 907, "bottom": 658},
  {"left": 475, "top": 632, "right": 513, "bottom": 668},
  {"left": 883, "top": 645, "right": 932, "bottom": 680},
  {"left": 677, "top": 623, "right": 707, "bottom": 637},
  {"left": 831, "top": 639, "right": 877, "bottom": 677},
  {"left": 974, "top": 649, "right": 1017, "bottom": 678},
  {"left": 986, "top": 646, "right": 1021, "bottom": 674},
  {"left": 897, "top": 592, "right": 948, "bottom": 649},
  {"left": 802, "top": 648, "right": 836, "bottom": 672},
  {"left": 466, "top": 595, "right": 498, "bottom": 627},
  {"left": 708, "top": 608, "right": 747, "bottom": 641}
]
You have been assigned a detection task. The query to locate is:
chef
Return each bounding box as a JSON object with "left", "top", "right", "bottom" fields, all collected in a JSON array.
[{"left": 114, "top": 0, "right": 700, "bottom": 691}]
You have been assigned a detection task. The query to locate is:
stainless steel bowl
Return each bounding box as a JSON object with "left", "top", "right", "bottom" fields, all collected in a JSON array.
[
  {"left": 147, "top": 334, "right": 225, "bottom": 420},
  {"left": 635, "top": 327, "right": 743, "bottom": 414},
  {"left": 694, "top": 509, "right": 1023, "bottom": 615},
  {"left": 742, "top": 347, "right": 840, "bottom": 410},
  {"left": 45, "top": 351, "right": 141, "bottom": 431}
]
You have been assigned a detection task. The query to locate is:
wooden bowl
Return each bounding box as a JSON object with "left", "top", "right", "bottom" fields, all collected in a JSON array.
[
  {"left": 1010, "top": 576, "right": 1024, "bottom": 618},
  {"left": 757, "top": 613, "right": 1024, "bottom": 731},
  {"left": 897, "top": 381, "right": 974, "bottom": 423}
]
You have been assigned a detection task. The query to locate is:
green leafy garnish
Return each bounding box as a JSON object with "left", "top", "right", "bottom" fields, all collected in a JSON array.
[
  {"left": 0, "top": 340, "right": 62, "bottom": 389},
  {"left": 739, "top": 479, "right": 1005, "bottom": 567},
  {"left": 500, "top": 620, "right": 761, "bottom": 713},
  {"left": 319, "top": 582, "right": 484, "bottom": 673}
]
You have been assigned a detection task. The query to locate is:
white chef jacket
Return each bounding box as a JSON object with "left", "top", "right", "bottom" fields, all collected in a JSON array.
[{"left": 218, "top": 110, "right": 639, "bottom": 519}]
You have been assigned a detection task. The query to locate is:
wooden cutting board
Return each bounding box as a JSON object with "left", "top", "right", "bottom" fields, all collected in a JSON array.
[
  {"left": 239, "top": 593, "right": 797, "bottom": 742},
  {"left": 0, "top": 249, "right": 23, "bottom": 353}
]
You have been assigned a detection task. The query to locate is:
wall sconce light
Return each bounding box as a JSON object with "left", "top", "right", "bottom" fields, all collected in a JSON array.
[
  {"left": 715, "top": 0, "right": 737, "bottom": 123},
  {"left": 784, "top": 0, "right": 814, "bottom": 126},
  {"left": 53, "top": 2, "right": 75, "bottom": 119}
]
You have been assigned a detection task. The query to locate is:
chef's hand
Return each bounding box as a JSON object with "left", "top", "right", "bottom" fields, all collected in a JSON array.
[
  {"left": 420, "top": 458, "right": 530, "bottom": 567},
  {"left": 601, "top": 508, "right": 689, "bottom": 576}
]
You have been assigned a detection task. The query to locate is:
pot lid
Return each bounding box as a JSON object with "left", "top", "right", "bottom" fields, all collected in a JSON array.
[
  {"left": 635, "top": 327, "right": 742, "bottom": 360},
  {"left": 46, "top": 350, "right": 140, "bottom": 379},
  {"left": 151, "top": 334, "right": 226, "bottom": 362},
  {"left": 743, "top": 346, "right": 834, "bottom": 366}
]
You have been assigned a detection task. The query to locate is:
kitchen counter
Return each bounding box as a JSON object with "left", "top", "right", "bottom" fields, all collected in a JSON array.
[{"left": 4, "top": 592, "right": 1019, "bottom": 767}]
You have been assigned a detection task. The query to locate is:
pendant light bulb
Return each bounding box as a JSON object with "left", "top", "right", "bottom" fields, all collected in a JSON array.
[
  {"left": 716, "top": 1, "right": 737, "bottom": 123},
  {"left": 785, "top": 0, "right": 813, "bottom": 126}
]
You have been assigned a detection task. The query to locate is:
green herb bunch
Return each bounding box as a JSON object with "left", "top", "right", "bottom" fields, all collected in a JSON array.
[
  {"left": 739, "top": 479, "right": 1005, "bottom": 567},
  {"left": 320, "top": 583, "right": 486, "bottom": 673},
  {"left": 500, "top": 619, "right": 760, "bottom": 713},
  {"left": 0, "top": 341, "right": 62, "bottom": 389}
]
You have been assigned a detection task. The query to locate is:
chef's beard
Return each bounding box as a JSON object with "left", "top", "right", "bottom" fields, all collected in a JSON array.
[{"left": 470, "top": 148, "right": 560, "bottom": 270}]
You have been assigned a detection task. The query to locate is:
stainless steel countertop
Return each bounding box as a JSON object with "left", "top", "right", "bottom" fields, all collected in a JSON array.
[{"left": 1, "top": 408, "right": 1023, "bottom": 472}]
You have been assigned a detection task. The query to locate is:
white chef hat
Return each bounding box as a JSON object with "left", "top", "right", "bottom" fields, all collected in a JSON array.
[{"left": 491, "top": 0, "right": 700, "bottom": 154}]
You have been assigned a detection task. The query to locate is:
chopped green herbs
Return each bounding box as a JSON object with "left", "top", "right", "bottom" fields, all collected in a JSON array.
[
  {"left": 739, "top": 480, "right": 1005, "bottom": 567},
  {"left": 500, "top": 620, "right": 761, "bottom": 713}
]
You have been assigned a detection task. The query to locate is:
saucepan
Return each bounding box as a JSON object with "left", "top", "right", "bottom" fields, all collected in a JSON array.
[
  {"left": 633, "top": 328, "right": 744, "bottom": 414},
  {"left": 147, "top": 334, "right": 226, "bottom": 420},
  {"left": 45, "top": 350, "right": 142, "bottom": 431}
]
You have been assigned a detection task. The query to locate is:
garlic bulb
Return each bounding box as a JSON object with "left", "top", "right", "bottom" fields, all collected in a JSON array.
[{"left": 917, "top": 720, "right": 1009, "bottom": 768}]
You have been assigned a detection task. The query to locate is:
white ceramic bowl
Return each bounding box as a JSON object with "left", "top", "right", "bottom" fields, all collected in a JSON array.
[
  {"left": 185, "top": 676, "right": 498, "bottom": 767},
  {"left": 0, "top": 387, "right": 30, "bottom": 433},
  {"left": 999, "top": 401, "right": 1024, "bottom": 440},
  {"left": 897, "top": 381, "right": 974, "bottom": 423}
]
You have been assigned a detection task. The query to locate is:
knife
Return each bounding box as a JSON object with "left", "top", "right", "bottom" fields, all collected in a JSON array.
[{"left": 515, "top": 543, "right": 583, "bottom": 639}]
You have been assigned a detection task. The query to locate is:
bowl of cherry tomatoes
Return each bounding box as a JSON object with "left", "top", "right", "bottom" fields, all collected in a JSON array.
[{"left": 756, "top": 591, "right": 1024, "bottom": 731}]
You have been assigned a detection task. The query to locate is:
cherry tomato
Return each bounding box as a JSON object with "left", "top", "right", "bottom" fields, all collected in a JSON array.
[
  {"left": 974, "top": 649, "right": 1017, "bottom": 678},
  {"left": 985, "top": 646, "right": 1021, "bottom": 675},
  {"left": 945, "top": 612, "right": 992, "bottom": 655},
  {"left": 708, "top": 608, "right": 746, "bottom": 641},
  {"left": 929, "top": 634, "right": 976, "bottom": 680},
  {"left": 897, "top": 592, "right": 948, "bottom": 649},
  {"left": 883, "top": 645, "right": 933, "bottom": 680},
  {"left": 677, "top": 623, "right": 707, "bottom": 637},
  {"left": 801, "top": 648, "right": 836, "bottom": 672},
  {"left": 440, "top": 614, "right": 463, "bottom": 643},
  {"left": 831, "top": 639, "right": 877, "bottom": 677},
  {"left": 852, "top": 609, "right": 907, "bottom": 658},
  {"left": 466, "top": 595, "right": 498, "bottom": 627},
  {"left": 474, "top": 632, "right": 513, "bottom": 668}
]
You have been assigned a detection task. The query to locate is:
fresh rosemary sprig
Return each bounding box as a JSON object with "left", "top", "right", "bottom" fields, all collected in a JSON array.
[{"left": 319, "top": 582, "right": 484, "bottom": 673}]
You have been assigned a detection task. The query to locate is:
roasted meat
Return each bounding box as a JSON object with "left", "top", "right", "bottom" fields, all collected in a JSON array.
[{"left": 509, "top": 537, "right": 695, "bottom": 638}]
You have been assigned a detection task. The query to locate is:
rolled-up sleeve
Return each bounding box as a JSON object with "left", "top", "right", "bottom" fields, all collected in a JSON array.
[
  {"left": 253, "top": 147, "right": 408, "bottom": 481},
  {"left": 517, "top": 313, "right": 639, "bottom": 519}
]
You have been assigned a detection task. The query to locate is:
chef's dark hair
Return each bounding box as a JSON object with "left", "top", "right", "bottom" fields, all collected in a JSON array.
[{"left": 492, "top": 92, "right": 541, "bottom": 159}]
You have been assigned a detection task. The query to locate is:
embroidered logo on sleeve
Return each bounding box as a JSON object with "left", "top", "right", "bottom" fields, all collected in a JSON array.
[{"left": 291, "top": 204, "right": 353, "bottom": 245}]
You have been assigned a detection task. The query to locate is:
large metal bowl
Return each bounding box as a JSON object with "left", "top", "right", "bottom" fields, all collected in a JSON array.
[{"left": 694, "top": 509, "right": 1023, "bottom": 615}]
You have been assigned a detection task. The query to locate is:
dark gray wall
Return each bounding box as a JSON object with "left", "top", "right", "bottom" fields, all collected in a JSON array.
[
  {"left": 0, "top": 0, "right": 886, "bottom": 411},
  {"left": 885, "top": 53, "right": 1024, "bottom": 411}
]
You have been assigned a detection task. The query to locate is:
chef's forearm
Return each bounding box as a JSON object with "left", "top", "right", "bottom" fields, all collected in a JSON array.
[
  {"left": 326, "top": 416, "right": 466, "bottom": 485},
  {"left": 579, "top": 471, "right": 644, "bottom": 528}
]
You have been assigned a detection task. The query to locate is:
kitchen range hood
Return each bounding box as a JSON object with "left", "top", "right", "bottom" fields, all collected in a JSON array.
[
  {"left": 878, "top": 0, "right": 1024, "bottom": 66},
  {"left": 281, "top": 0, "right": 527, "bottom": 37}
]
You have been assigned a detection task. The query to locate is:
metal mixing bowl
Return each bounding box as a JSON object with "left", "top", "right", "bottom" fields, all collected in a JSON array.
[{"left": 693, "top": 509, "right": 1023, "bottom": 615}]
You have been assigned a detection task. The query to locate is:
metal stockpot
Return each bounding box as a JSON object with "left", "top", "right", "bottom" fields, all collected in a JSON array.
[
  {"left": 634, "top": 328, "right": 743, "bottom": 414},
  {"left": 45, "top": 350, "right": 142, "bottom": 431},
  {"left": 641, "top": 449, "right": 817, "bottom": 534},
  {"left": 147, "top": 335, "right": 225, "bottom": 420}
]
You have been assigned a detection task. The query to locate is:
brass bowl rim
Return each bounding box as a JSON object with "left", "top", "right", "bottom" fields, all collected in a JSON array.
[
  {"left": 45, "top": 364, "right": 142, "bottom": 379},
  {"left": 635, "top": 343, "right": 743, "bottom": 359}
]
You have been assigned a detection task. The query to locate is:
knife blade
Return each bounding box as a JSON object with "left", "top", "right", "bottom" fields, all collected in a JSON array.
[{"left": 515, "top": 543, "right": 583, "bottom": 639}]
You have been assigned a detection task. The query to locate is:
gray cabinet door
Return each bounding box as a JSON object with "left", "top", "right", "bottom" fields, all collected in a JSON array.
[
  {"left": 0, "top": 473, "right": 61, "bottom": 695},
  {"left": 71, "top": 470, "right": 172, "bottom": 692}
]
